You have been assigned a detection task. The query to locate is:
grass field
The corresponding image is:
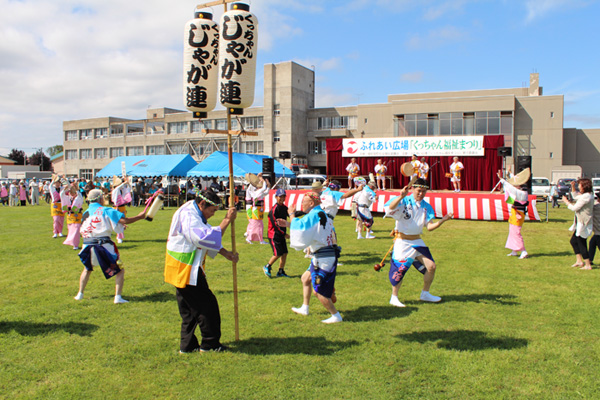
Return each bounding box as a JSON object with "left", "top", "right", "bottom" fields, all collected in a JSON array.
[{"left": 1, "top": 200, "right": 599, "bottom": 399}]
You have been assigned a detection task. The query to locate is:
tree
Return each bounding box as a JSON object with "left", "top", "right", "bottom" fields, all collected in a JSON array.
[
  {"left": 29, "top": 149, "right": 52, "bottom": 171},
  {"left": 7, "top": 149, "right": 26, "bottom": 165},
  {"left": 46, "top": 145, "right": 63, "bottom": 157}
]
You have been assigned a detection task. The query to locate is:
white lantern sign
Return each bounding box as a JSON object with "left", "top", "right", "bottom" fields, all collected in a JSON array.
[
  {"left": 183, "top": 11, "right": 220, "bottom": 117},
  {"left": 218, "top": 3, "right": 258, "bottom": 111}
]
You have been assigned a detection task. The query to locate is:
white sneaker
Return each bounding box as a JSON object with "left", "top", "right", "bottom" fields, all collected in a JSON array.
[
  {"left": 114, "top": 296, "right": 129, "bottom": 304},
  {"left": 519, "top": 251, "right": 529, "bottom": 259},
  {"left": 74, "top": 292, "right": 84, "bottom": 301},
  {"left": 53, "top": 234, "right": 57, "bottom": 238},
  {"left": 507, "top": 252, "right": 518, "bottom": 257},
  {"left": 420, "top": 291, "right": 441, "bottom": 303},
  {"left": 117, "top": 238, "right": 123, "bottom": 244},
  {"left": 58, "top": 233, "right": 64, "bottom": 237},
  {"left": 366, "top": 233, "right": 375, "bottom": 239},
  {"left": 259, "top": 241, "right": 268, "bottom": 245},
  {"left": 73, "top": 247, "right": 79, "bottom": 250},
  {"left": 321, "top": 313, "right": 343, "bottom": 324},
  {"left": 357, "top": 233, "right": 363, "bottom": 240},
  {"left": 389, "top": 297, "right": 405, "bottom": 307},
  {"left": 291, "top": 306, "right": 309, "bottom": 316}
]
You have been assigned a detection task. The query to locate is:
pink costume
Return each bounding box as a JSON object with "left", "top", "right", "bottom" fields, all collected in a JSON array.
[
  {"left": 61, "top": 188, "right": 84, "bottom": 248},
  {"left": 112, "top": 183, "right": 132, "bottom": 241},
  {"left": 501, "top": 179, "right": 528, "bottom": 252},
  {"left": 19, "top": 185, "right": 27, "bottom": 201},
  {"left": 49, "top": 185, "right": 64, "bottom": 235},
  {"left": 246, "top": 181, "right": 269, "bottom": 243}
]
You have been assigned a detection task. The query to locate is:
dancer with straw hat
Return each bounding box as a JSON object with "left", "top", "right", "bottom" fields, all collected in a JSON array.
[
  {"left": 111, "top": 175, "right": 132, "bottom": 244},
  {"left": 497, "top": 168, "right": 531, "bottom": 259}
]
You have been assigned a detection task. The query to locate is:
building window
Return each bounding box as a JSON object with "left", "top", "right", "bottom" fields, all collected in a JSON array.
[
  {"left": 396, "top": 111, "right": 513, "bottom": 137},
  {"left": 95, "top": 128, "right": 108, "bottom": 139},
  {"left": 273, "top": 104, "right": 280, "bottom": 116},
  {"left": 110, "top": 147, "right": 124, "bottom": 158},
  {"left": 126, "top": 123, "right": 145, "bottom": 136},
  {"left": 273, "top": 131, "right": 280, "bottom": 142},
  {"left": 65, "top": 149, "right": 77, "bottom": 160},
  {"left": 168, "top": 143, "right": 188, "bottom": 154},
  {"left": 308, "top": 141, "right": 326, "bottom": 155},
  {"left": 191, "top": 120, "right": 212, "bottom": 133},
  {"left": 242, "top": 141, "right": 264, "bottom": 154},
  {"left": 110, "top": 124, "right": 124, "bottom": 137},
  {"left": 146, "top": 145, "right": 165, "bottom": 155},
  {"left": 126, "top": 146, "right": 144, "bottom": 156},
  {"left": 317, "top": 116, "right": 356, "bottom": 130},
  {"left": 240, "top": 116, "right": 263, "bottom": 129},
  {"left": 147, "top": 121, "right": 164, "bottom": 134},
  {"left": 80, "top": 129, "right": 93, "bottom": 140},
  {"left": 169, "top": 122, "right": 189, "bottom": 134},
  {"left": 94, "top": 148, "right": 107, "bottom": 159},
  {"left": 215, "top": 119, "right": 227, "bottom": 130},
  {"left": 65, "top": 130, "right": 78, "bottom": 141},
  {"left": 80, "top": 149, "right": 92, "bottom": 159},
  {"left": 191, "top": 142, "right": 206, "bottom": 155},
  {"left": 79, "top": 169, "right": 93, "bottom": 180},
  {"left": 550, "top": 111, "right": 554, "bottom": 118}
]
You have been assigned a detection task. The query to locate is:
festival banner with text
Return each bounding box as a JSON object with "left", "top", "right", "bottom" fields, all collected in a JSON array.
[{"left": 342, "top": 136, "right": 485, "bottom": 157}]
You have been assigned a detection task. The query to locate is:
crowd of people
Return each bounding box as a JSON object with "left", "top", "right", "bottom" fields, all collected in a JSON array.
[{"left": 8, "top": 159, "right": 598, "bottom": 354}]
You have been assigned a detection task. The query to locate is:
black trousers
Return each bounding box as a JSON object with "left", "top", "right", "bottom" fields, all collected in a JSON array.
[
  {"left": 176, "top": 273, "right": 221, "bottom": 352},
  {"left": 570, "top": 233, "right": 589, "bottom": 260},
  {"left": 589, "top": 234, "right": 600, "bottom": 263}
]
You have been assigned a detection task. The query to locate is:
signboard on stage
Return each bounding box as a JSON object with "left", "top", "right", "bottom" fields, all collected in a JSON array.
[{"left": 342, "top": 136, "right": 485, "bottom": 157}]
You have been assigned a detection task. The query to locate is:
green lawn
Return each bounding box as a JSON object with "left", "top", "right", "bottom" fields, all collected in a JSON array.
[{"left": 1, "top": 201, "right": 598, "bottom": 399}]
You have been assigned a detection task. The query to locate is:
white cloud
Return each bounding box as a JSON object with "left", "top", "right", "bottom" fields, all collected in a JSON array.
[
  {"left": 400, "top": 71, "right": 424, "bottom": 83},
  {"left": 405, "top": 26, "right": 469, "bottom": 50},
  {"left": 423, "top": 0, "right": 470, "bottom": 20},
  {"left": 524, "top": 0, "right": 590, "bottom": 22},
  {"left": 314, "top": 88, "right": 357, "bottom": 108},
  {"left": 292, "top": 57, "right": 342, "bottom": 71}
]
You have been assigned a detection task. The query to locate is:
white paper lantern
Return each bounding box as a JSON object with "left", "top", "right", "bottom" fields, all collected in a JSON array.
[
  {"left": 183, "top": 11, "right": 219, "bottom": 116},
  {"left": 218, "top": 3, "right": 258, "bottom": 111}
]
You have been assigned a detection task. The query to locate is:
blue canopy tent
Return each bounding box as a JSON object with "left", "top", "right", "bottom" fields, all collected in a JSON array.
[
  {"left": 95, "top": 155, "right": 198, "bottom": 178},
  {"left": 186, "top": 151, "right": 295, "bottom": 178}
]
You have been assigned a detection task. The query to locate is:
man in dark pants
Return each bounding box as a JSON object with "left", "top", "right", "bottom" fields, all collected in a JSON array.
[{"left": 164, "top": 190, "right": 238, "bottom": 353}]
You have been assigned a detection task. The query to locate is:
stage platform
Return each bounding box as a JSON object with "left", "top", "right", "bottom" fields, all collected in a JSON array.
[{"left": 263, "top": 189, "right": 541, "bottom": 222}]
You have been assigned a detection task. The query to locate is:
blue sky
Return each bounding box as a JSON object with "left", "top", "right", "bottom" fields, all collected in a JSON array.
[{"left": 0, "top": 0, "right": 598, "bottom": 155}]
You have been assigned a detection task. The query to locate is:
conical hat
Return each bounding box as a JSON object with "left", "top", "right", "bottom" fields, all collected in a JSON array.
[
  {"left": 507, "top": 168, "right": 531, "bottom": 186},
  {"left": 245, "top": 173, "right": 261, "bottom": 187},
  {"left": 51, "top": 174, "right": 59, "bottom": 183},
  {"left": 112, "top": 175, "right": 123, "bottom": 187},
  {"left": 400, "top": 162, "right": 414, "bottom": 177}
]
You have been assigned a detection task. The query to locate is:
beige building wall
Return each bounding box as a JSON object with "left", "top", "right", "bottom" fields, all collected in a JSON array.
[{"left": 563, "top": 128, "right": 600, "bottom": 176}]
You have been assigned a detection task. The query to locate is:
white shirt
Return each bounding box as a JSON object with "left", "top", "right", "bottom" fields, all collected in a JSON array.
[{"left": 385, "top": 195, "right": 435, "bottom": 236}]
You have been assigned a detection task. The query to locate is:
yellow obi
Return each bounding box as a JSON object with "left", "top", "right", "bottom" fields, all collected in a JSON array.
[
  {"left": 51, "top": 202, "right": 63, "bottom": 217},
  {"left": 115, "top": 205, "right": 127, "bottom": 214},
  {"left": 251, "top": 205, "right": 264, "bottom": 220},
  {"left": 246, "top": 206, "right": 252, "bottom": 220},
  {"left": 508, "top": 208, "right": 525, "bottom": 227},
  {"left": 66, "top": 211, "right": 83, "bottom": 225}
]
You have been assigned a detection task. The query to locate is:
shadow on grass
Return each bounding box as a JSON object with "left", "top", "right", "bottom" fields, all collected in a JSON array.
[
  {"left": 405, "top": 293, "right": 519, "bottom": 306},
  {"left": 341, "top": 252, "right": 382, "bottom": 266},
  {"left": 526, "top": 251, "right": 572, "bottom": 257},
  {"left": 128, "top": 292, "right": 174, "bottom": 302},
  {"left": 396, "top": 329, "right": 528, "bottom": 351},
  {"left": 120, "top": 239, "right": 166, "bottom": 244},
  {"left": 232, "top": 336, "right": 359, "bottom": 355},
  {"left": 343, "top": 305, "right": 417, "bottom": 321},
  {"left": 0, "top": 321, "right": 99, "bottom": 337}
]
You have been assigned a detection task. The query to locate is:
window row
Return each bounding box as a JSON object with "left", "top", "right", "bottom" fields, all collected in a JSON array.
[
  {"left": 315, "top": 116, "right": 357, "bottom": 130},
  {"left": 308, "top": 141, "right": 326, "bottom": 155},
  {"left": 63, "top": 141, "right": 265, "bottom": 160},
  {"left": 394, "top": 111, "right": 513, "bottom": 137}
]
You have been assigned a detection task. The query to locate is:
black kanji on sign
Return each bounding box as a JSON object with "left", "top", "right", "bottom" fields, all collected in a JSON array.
[
  {"left": 222, "top": 15, "right": 244, "bottom": 40},
  {"left": 225, "top": 41, "right": 246, "bottom": 58},
  {"left": 221, "top": 58, "right": 246, "bottom": 80},
  {"left": 187, "top": 64, "right": 208, "bottom": 84},
  {"left": 193, "top": 48, "right": 210, "bottom": 64},
  {"left": 188, "top": 23, "right": 210, "bottom": 48},
  {"left": 220, "top": 81, "right": 242, "bottom": 105},
  {"left": 187, "top": 86, "right": 208, "bottom": 108}
]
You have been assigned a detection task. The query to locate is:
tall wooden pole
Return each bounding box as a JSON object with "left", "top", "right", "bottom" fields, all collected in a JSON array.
[{"left": 226, "top": 109, "right": 240, "bottom": 341}]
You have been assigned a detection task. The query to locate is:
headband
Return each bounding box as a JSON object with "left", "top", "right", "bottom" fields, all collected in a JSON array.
[
  {"left": 412, "top": 182, "right": 429, "bottom": 189},
  {"left": 303, "top": 192, "right": 321, "bottom": 204},
  {"left": 328, "top": 182, "right": 341, "bottom": 190},
  {"left": 198, "top": 193, "right": 218, "bottom": 207}
]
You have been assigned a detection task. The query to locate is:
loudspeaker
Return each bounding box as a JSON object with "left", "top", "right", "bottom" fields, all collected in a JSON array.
[
  {"left": 516, "top": 155, "right": 532, "bottom": 193},
  {"left": 497, "top": 147, "right": 512, "bottom": 157},
  {"left": 262, "top": 158, "right": 275, "bottom": 182},
  {"left": 279, "top": 151, "right": 291, "bottom": 159}
]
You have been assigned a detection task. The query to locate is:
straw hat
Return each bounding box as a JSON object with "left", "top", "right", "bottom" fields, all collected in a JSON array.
[
  {"left": 311, "top": 181, "right": 324, "bottom": 190},
  {"left": 507, "top": 168, "right": 531, "bottom": 186},
  {"left": 112, "top": 175, "right": 123, "bottom": 187},
  {"left": 245, "top": 173, "right": 261, "bottom": 187}
]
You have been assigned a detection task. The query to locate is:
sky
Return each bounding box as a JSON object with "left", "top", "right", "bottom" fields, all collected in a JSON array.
[{"left": 1, "top": 0, "right": 599, "bottom": 156}]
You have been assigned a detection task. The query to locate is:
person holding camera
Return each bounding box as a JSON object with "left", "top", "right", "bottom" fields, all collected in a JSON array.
[{"left": 563, "top": 178, "right": 594, "bottom": 270}]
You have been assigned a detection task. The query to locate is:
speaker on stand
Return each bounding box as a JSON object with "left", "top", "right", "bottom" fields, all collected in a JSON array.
[
  {"left": 277, "top": 151, "right": 291, "bottom": 189},
  {"left": 262, "top": 157, "right": 275, "bottom": 184},
  {"left": 516, "top": 155, "right": 532, "bottom": 194}
]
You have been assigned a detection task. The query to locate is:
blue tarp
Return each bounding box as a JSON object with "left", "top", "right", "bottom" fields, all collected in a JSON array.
[
  {"left": 187, "top": 151, "right": 295, "bottom": 178},
  {"left": 95, "top": 155, "right": 198, "bottom": 178}
]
